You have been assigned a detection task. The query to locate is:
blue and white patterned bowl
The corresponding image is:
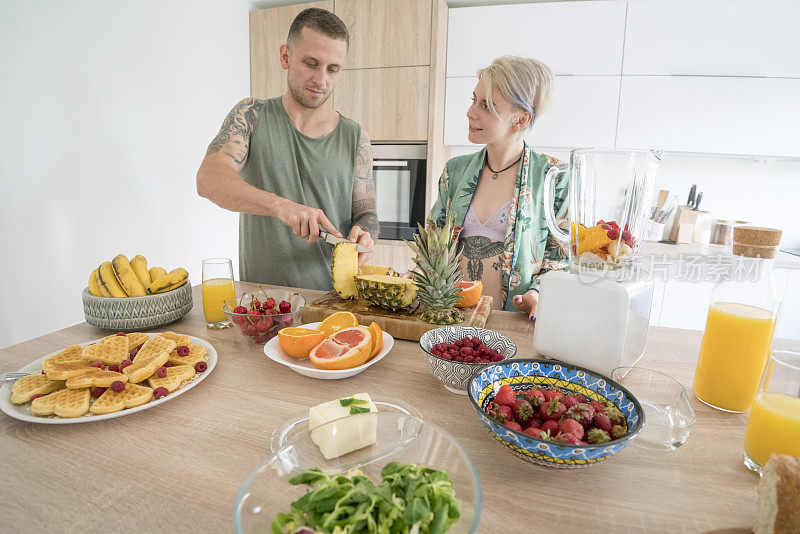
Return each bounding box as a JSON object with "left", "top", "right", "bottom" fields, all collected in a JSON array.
[
  {"left": 468, "top": 359, "right": 645, "bottom": 469},
  {"left": 419, "top": 326, "right": 517, "bottom": 394},
  {"left": 81, "top": 281, "right": 193, "bottom": 331}
]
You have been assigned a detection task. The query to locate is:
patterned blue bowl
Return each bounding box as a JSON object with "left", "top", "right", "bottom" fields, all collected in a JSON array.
[
  {"left": 81, "top": 281, "right": 193, "bottom": 331},
  {"left": 419, "top": 326, "right": 517, "bottom": 394},
  {"left": 468, "top": 359, "right": 645, "bottom": 469}
]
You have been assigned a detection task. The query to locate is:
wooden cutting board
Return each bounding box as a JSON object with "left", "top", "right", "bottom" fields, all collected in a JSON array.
[{"left": 301, "top": 293, "right": 494, "bottom": 341}]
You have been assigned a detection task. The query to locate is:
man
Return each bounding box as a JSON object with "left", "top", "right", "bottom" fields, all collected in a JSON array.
[{"left": 196, "top": 8, "right": 377, "bottom": 290}]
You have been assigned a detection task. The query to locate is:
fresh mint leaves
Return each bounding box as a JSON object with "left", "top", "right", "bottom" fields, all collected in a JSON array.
[
  {"left": 272, "top": 462, "right": 462, "bottom": 534},
  {"left": 339, "top": 397, "right": 368, "bottom": 407},
  {"left": 349, "top": 406, "right": 371, "bottom": 414}
]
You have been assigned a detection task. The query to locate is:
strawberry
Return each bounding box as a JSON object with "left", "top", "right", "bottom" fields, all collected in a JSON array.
[
  {"left": 543, "top": 388, "right": 564, "bottom": 404},
  {"left": 539, "top": 398, "right": 566, "bottom": 422},
  {"left": 526, "top": 416, "right": 543, "bottom": 430},
  {"left": 513, "top": 400, "right": 535, "bottom": 427},
  {"left": 611, "top": 425, "right": 626, "bottom": 440},
  {"left": 495, "top": 384, "right": 517, "bottom": 408},
  {"left": 564, "top": 403, "right": 596, "bottom": 428},
  {"left": 562, "top": 395, "right": 584, "bottom": 410},
  {"left": 603, "top": 403, "right": 626, "bottom": 426},
  {"left": 587, "top": 428, "right": 612, "bottom": 444},
  {"left": 589, "top": 401, "right": 607, "bottom": 414},
  {"left": 524, "top": 427, "right": 544, "bottom": 439},
  {"left": 525, "top": 389, "right": 545, "bottom": 409},
  {"left": 488, "top": 403, "right": 513, "bottom": 424},
  {"left": 593, "top": 413, "right": 613, "bottom": 433},
  {"left": 555, "top": 433, "right": 581, "bottom": 445},
  {"left": 540, "top": 420, "right": 560, "bottom": 436},
  {"left": 558, "top": 418, "right": 585, "bottom": 441},
  {"left": 505, "top": 421, "right": 523, "bottom": 432}
]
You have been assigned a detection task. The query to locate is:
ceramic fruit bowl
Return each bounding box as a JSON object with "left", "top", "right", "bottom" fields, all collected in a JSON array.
[
  {"left": 81, "top": 282, "right": 192, "bottom": 331},
  {"left": 419, "top": 326, "right": 517, "bottom": 394},
  {"left": 233, "top": 412, "right": 481, "bottom": 534},
  {"left": 223, "top": 290, "right": 305, "bottom": 344},
  {"left": 468, "top": 359, "right": 645, "bottom": 469}
]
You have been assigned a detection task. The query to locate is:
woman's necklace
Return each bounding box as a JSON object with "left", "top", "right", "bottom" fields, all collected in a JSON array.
[{"left": 485, "top": 152, "right": 522, "bottom": 180}]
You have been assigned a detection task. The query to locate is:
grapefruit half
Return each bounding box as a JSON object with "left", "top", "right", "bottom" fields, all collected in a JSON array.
[{"left": 309, "top": 326, "right": 372, "bottom": 370}]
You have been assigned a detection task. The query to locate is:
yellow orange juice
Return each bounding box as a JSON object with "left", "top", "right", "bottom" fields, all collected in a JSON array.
[
  {"left": 202, "top": 278, "right": 235, "bottom": 323},
  {"left": 693, "top": 302, "right": 776, "bottom": 412},
  {"left": 744, "top": 392, "right": 800, "bottom": 467}
]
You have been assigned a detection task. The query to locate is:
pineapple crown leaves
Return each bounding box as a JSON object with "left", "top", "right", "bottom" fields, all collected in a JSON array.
[{"left": 406, "top": 217, "right": 464, "bottom": 309}]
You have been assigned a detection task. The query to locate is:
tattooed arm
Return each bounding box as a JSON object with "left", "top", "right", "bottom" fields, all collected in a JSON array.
[
  {"left": 196, "top": 98, "right": 341, "bottom": 242},
  {"left": 347, "top": 129, "right": 377, "bottom": 264}
]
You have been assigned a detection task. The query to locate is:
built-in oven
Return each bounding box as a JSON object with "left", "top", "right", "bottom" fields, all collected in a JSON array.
[{"left": 371, "top": 143, "right": 427, "bottom": 241}]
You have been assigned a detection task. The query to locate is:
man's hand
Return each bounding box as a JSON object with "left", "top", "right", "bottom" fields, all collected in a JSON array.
[
  {"left": 348, "top": 225, "right": 374, "bottom": 266},
  {"left": 275, "top": 198, "right": 341, "bottom": 244},
  {"left": 512, "top": 289, "right": 539, "bottom": 323}
]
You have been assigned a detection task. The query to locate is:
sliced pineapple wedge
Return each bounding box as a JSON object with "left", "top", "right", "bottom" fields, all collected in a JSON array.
[
  {"left": 355, "top": 274, "right": 417, "bottom": 311},
  {"left": 331, "top": 242, "right": 358, "bottom": 299}
]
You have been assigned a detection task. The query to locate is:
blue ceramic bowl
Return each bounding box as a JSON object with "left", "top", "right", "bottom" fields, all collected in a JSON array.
[{"left": 468, "top": 359, "right": 645, "bottom": 469}]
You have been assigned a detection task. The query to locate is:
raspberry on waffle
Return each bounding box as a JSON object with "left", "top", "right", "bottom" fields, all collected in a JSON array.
[
  {"left": 146, "top": 364, "right": 196, "bottom": 393},
  {"left": 90, "top": 383, "right": 153, "bottom": 415}
]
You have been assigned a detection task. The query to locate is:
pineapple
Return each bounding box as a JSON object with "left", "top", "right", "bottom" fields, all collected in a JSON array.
[
  {"left": 407, "top": 217, "right": 465, "bottom": 325},
  {"left": 331, "top": 242, "right": 358, "bottom": 299},
  {"left": 358, "top": 264, "right": 396, "bottom": 276},
  {"left": 355, "top": 274, "right": 417, "bottom": 311}
]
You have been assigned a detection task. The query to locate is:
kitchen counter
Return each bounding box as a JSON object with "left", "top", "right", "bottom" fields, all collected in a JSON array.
[
  {"left": 2, "top": 282, "right": 798, "bottom": 532},
  {"left": 639, "top": 240, "right": 800, "bottom": 269}
]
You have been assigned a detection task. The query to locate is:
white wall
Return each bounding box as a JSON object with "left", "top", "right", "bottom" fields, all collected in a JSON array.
[{"left": 0, "top": 0, "right": 251, "bottom": 349}]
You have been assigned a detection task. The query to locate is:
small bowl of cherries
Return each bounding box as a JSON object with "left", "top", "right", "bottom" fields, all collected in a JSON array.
[{"left": 223, "top": 289, "right": 306, "bottom": 344}]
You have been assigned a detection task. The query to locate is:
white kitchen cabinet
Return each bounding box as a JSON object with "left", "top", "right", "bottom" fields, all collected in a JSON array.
[
  {"left": 446, "top": 1, "right": 626, "bottom": 77},
  {"left": 616, "top": 76, "right": 800, "bottom": 158},
  {"left": 444, "top": 75, "right": 620, "bottom": 148},
  {"left": 624, "top": 0, "right": 800, "bottom": 78}
]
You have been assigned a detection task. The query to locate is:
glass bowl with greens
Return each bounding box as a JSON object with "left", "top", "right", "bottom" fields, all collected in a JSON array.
[{"left": 233, "top": 412, "right": 481, "bottom": 534}]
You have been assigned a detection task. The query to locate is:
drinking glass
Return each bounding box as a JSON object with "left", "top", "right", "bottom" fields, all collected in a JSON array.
[
  {"left": 743, "top": 350, "right": 800, "bottom": 475},
  {"left": 611, "top": 367, "right": 696, "bottom": 451},
  {"left": 202, "top": 258, "right": 235, "bottom": 329}
]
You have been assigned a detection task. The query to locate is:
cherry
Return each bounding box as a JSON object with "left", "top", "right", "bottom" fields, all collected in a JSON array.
[
  {"left": 255, "top": 317, "right": 273, "bottom": 334},
  {"left": 265, "top": 297, "right": 276, "bottom": 309},
  {"left": 110, "top": 381, "right": 125, "bottom": 393},
  {"left": 153, "top": 387, "right": 168, "bottom": 399},
  {"left": 253, "top": 333, "right": 268, "bottom": 344},
  {"left": 278, "top": 300, "right": 291, "bottom": 314},
  {"left": 176, "top": 346, "right": 190, "bottom": 357},
  {"left": 233, "top": 305, "right": 247, "bottom": 314},
  {"left": 195, "top": 361, "right": 208, "bottom": 373},
  {"left": 156, "top": 366, "right": 167, "bottom": 378}
]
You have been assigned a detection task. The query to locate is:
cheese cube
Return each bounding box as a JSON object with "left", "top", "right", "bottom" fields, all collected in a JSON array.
[{"left": 308, "top": 393, "right": 377, "bottom": 460}]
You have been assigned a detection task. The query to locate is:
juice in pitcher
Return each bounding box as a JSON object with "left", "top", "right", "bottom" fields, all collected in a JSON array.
[
  {"left": 202, "top": 278, "right": 235, "bottom": 323},
  {"left": 693, "top": 302, "right": 776, "bottom": 412},
  {"left": 743, "top": 392, "right": 800, "bottom": 468}
]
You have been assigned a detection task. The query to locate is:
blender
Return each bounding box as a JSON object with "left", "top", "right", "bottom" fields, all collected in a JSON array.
[{"left": 532, "top": 149, "right": 662, "bottom": 376}]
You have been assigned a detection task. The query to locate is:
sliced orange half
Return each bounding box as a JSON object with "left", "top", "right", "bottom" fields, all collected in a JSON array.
[
  {"left": 455, "top": 280, "right": 483, "bottom": 308},
  {"left": 367, "top": 322, "right": 382, "bottom": 359},
  {"left": 318, "top": 311, "right": 358, "bottom": 336},
  {"left": 309, "top": 326, "right": 372, "bottom": 370},
  {"left": 278, "top": 327, "right": 326, "bottom": 359}
]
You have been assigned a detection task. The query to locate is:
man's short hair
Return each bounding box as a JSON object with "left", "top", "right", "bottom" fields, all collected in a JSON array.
[{"left": 287, "top": 8, "right": 350, "bottom": 49}]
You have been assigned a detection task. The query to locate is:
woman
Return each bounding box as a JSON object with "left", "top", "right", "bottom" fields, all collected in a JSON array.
[{"left": 429, "top": 56, "right": 570, "bottom": 321}]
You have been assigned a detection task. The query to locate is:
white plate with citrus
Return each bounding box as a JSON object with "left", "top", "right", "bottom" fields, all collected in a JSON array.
[{"left": 263, "top": 315, "right": 394, "bottom": 379}]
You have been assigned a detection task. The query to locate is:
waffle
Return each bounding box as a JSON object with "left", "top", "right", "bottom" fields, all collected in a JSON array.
[
  {"left": 83, "top": 336, "right": 128, "bottom": 365},
  {"left": 11, "top": 375, "right": 66, "bottom": 404},
  {"left": 44, "top": 363, "right": 102, "bottom": 381},
  {"left": 65, "top": 370, "right": 127, "bottom": 389},
  {"left": 147, "top": 364, "right": 195, "bottom": 392},
  {"left": 157, "top": 332, "right": 192, "bottom": 348},
  {"left": 101, "top": 332, "right": 149, "bottom": 351},
  {"left": 90, "top": 383, "right": 153, "bottom": 415},
  {"left": 43, "top": 345, "right": 88, "bottom": 368},
  {"left": 123, "top": 337, "right": 174, "bottom": 383},
  {"left": 168, "top": 345, "right": 207, "bottom": 367},
  {"left": 31, "top": 387, "right": 90, "bottom": 418}
]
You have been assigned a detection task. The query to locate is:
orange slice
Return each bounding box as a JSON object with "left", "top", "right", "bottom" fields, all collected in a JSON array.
[
  {"left": 318, "top": 311, "right": 358, "bottom": 336},
  {"left": 367, "top": 322, "right": 382, "bottom": 359},
  {"left": 455, "top": 280, "right": 483, "bottom": 308},
  {"left": 309, "top": 326, "right": 372, "bottom": 370},
  {"left": 278, "top": 328, "right": 327, "bottom": 359}
]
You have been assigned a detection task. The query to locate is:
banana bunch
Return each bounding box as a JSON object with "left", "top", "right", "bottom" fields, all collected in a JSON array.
[{"left": 88, "top": 254, "right": 189, "bottom": 297}]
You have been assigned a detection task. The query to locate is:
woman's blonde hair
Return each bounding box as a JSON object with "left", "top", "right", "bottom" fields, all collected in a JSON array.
[{"left": 477, "top": 55, "right": 554, "bottom": 133}]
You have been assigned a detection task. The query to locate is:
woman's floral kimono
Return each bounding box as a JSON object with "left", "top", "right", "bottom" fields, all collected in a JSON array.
[{"left": 429, "top": 144, "right": 570, "bottom": 311}]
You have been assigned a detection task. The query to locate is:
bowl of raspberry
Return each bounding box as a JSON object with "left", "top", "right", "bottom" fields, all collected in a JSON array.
[
  {"left": 223, "top": 290, "right": 306, "bottom": 344},
  {"left": 468, "top": 358, "right": 645, "bottom": 469},
  {"left": 419, "top": 326, "right": 517, "bottom": 394}
]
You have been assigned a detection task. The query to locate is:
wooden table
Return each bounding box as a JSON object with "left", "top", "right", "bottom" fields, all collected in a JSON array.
[{"left": 1, "top": 282, "right": 798, "bottom": 533}]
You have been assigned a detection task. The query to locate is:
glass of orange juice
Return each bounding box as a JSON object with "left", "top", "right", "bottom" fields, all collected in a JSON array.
[
  {"left": 743, "top": 350, "right": 800, "bottom": 474},
  {"left": 202, "top": 258, "right": 235, "bottom": 329}
]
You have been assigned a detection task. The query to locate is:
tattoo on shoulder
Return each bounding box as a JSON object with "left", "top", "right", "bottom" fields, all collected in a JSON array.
[{"left": 206, "top": 98, "right": 265, "bottom": 165}]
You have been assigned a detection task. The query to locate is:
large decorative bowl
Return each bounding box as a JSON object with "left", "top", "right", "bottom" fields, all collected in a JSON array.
[
  {"left": 419, "top": 326, "right": 517, "bottom": 394},
  {"left": 81, "top": 282, "right": 192, "bottom": 331},
  {"left": 234, "top": 412, "right": 482, "bottom": 534},
  {"left": 468, "top": 359, "right": 645, "bottom": 469}
]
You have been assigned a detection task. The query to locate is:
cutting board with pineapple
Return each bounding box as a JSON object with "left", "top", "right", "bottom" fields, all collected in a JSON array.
[{"left": 302, "top": 220, "right": 493, "bottom": 341}]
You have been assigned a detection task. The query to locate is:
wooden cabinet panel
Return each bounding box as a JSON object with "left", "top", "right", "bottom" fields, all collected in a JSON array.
[
  {"left": 624, "top": 0, "right": 800, "bottom": 77},
  {"left": 447, "top": 1, "right": 626, "bottom": 77},
  {"left": 335, "top": 66, "right": 429, "bottom": 141},
  {"left": 249, "top": 1, "right": 334, "bottom": 99},
  {"left": 335, "top": 0, "right": 432, "bottom": 69}
]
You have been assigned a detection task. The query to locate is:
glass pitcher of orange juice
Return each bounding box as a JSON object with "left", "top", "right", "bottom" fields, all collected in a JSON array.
[{"left": 693, "top": 226, "right": 783, "bottom": 413}]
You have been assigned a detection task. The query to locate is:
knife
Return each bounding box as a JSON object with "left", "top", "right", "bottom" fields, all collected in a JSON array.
[
  {"left": 687, "top": 184, "right": 697, "bottom": 208},
  {"left": 318, "top": 230, "right": 373, "bottom": 253},
  {"left": 693, "top": 192, "right": 703, "bottom": 211}
]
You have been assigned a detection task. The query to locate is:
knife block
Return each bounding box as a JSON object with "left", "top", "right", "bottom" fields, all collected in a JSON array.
[{"left": 668, "top": 206, "right": 699, "bottom": 242}]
